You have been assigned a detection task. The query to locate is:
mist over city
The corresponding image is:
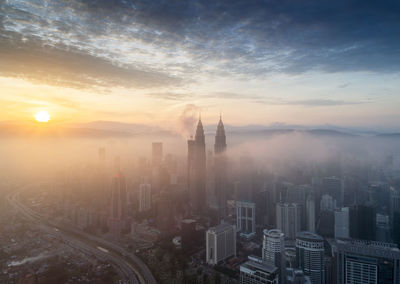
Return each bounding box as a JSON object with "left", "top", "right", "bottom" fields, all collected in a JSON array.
[{"left": 1, "top": 1, "right": 400, "bottom": 284}]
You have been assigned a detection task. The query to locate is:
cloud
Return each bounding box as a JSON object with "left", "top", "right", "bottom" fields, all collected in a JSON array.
[
  {"left": 0, "top": 29, "right": 181, "bottom": 90},
  {"left": 147, "top": 92, "right": 193, "bottom": 101},
  {"left": 177, "top": 104, "right": 200, "bottom": 137},
  {"left": 257, "top": 98, "right": 365, "bottom": 107},
  {"left": 1, "top": 0, "right": 399, "bottom": 92}
]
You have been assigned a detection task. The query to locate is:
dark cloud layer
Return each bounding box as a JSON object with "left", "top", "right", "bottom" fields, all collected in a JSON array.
[{"left": 0, "top": 0, "right": 399, "bottom": 90}]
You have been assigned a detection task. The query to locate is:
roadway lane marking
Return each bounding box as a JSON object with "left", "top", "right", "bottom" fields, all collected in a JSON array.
[{"left": 97, "top": 246, "right": 109, "bottom": 253}]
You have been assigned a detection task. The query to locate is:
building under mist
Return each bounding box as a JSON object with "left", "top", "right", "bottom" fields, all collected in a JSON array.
[{"left": 187, "top": 118, "right": 207, "bottom": 214}]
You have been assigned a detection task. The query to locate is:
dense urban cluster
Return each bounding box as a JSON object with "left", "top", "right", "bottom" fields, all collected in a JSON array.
[{"left": 2, "top": 117, "right": 400, "bottom": 284}]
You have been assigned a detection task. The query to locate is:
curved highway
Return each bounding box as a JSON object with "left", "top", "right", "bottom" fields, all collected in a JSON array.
[{"left": 7, "top": 191, "right": 157, "bottom": 284}]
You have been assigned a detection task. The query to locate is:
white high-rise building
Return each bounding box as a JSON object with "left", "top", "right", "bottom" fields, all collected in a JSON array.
[
  {"left": 334, "top": 207, "right": 349, "bottom": 239},
  {"left": 206, "top": 223, "right": 236, "bottom": 265},
  {"left": 306, "top": 194, "right": 316, "bottom": 232},
  {"left": 276, "top": 203, "right": 301, "bottom": 239},
  {"left": 240, "top": 256, "right": 279, "bottom": 284},
  {"left": 236, "top": 200, "right": 256, "bottom": 238},
  {"left": 139, "top": 183, "right": 151, "bottom": 212},
  {"left": 262, "top": 229, "right": 285, "bottom": 284},
  {"left": 296, "top": 232, "right": 325, "bottom": 284}
]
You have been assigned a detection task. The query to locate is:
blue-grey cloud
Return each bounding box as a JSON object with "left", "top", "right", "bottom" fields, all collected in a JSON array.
[{"left": 0, "top": 0, "right": 399, "bottom": 90}]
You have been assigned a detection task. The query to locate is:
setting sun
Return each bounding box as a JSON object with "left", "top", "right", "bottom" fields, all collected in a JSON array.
[{"left": 35, "top": 111, "right": 51, "bottom": 122}]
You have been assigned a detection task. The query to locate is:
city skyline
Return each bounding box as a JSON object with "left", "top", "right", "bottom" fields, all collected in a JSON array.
[
  {"left": 1, "top": 1, "right": 400, "bottom": 129},
  {"left": 2, "top": 1, "right": 400, "bottom": 284}
]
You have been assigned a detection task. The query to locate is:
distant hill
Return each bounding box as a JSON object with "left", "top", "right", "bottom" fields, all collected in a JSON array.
[{"left": 0, "top": 120, "right": 397, "bottom": 139}]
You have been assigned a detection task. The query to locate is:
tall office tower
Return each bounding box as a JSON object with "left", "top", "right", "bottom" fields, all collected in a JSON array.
[
  {"left": 349, "top": 204, "right": 376, "bottom": 241},
  {"left": 329, "top": 239, "right": 400, "bottom": 284},
  {"left": 240, "top": 256, "right": 279, "bottom": 284},
  {"left": 138, "top": 183, "right": 151, "bottom": 212},
  {"left": 187, "top": 138, "right": 196, "bottom": 203},
  {"left": 187, "top": 118, "right": 207, "bottom": 214},
  {"left": 206, "top": 223, "right": 236, "bottom": 265},
  {"left": 263, "top": 229, "right": 286, "bottom": 284},
  {"left": 236, "top": 200, "right": 256, "bottom": 238},
  {"left": 390, "top": 187, "right": 400, "bottom": 219},
  {"left": 320, "top": 194, "right": 336, "bottom": 212},
  {"left": 334, "top": 207, "right": 349, "bottom": 239},
  {"left": 391, "top": 187, "right": 400, "bottom": 246},
  {"left": 98, "top": 147, "right": 105, "bottom": 163},
  {"left": 256, "top": 189, "right": 273, "bottom": 227},
  {"left": 306, "top": 194, "right": 316, "bottom": 233},
  {"left": 376, "top": 213, "right": 390, "bottom": 242},
  {"left": 214, "top": 116, "right": 228, "bottom": 222},
  {"left": 276, "top": 203, "right": 301, "bottom": 240},
  {"left": 296, "top": 232, "right": 325, "bottom": 284},
  {"left": 151, "top": 142, "right": 163, "bottom": 167},
  {"left": 322, "top": 177, "right": 343, "bottom": 207},
  {"left": 108, "top": 173, "right": 127, "bottom": 237}
]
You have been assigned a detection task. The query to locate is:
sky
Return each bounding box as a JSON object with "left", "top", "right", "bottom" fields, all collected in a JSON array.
[{"left": 1, "top": 0, "right": 400, "bottom": 130}]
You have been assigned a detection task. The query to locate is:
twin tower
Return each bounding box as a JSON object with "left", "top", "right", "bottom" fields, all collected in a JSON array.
[{"left": 187, "top": 116, "right": 227, "bottom": 219}]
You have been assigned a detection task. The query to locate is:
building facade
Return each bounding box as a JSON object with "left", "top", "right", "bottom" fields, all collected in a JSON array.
[
  {"left": 206, "top": 223, "right": 236, "bottom": 265},
  {"left": 240, "top": 256, "right": 279, "bottom": 284},
  {"left": 277, "top": 202, "right": 301, "bottom": 240},
  {"left": 296, "top": 231, "right": 325, "bottom": 284},
  {"left": 214, "top": 116, "right": 228, "bottom": 222},
  {"left": 138, "top": 183, "right": 151, "bottom": 212},
  {"left": 108, "top": 173, "right": 127, "bottom": 237},
  {"left": 262, "top": 229, "right": 286, "bottom": 284},
  {"left": 334, "top": 207, "right": 349, "bottom": 239},
  {"left": 187, "top": 119, "right": 207, "bottom": 214},
  {"left": 236, "top": 200, "right": 256, "bottom": 238},
  {"left": 329, "top": 239, "right": 400, "bottom": 284}
]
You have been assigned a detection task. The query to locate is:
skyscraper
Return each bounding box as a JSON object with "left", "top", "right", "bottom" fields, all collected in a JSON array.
[
  {"left": 187, "top": 118, "right": 207, "bottom": 214},
  {"left": 236, "top": 200, "right": 256, "bottom": 238},
  {"left": 306, "top": 194, "right": 316, "bottom": 233},
  {"left": 329, "top": 239, "right": 400, "bottom": 284},
  {"left": 206, "top": 223, "right": 236, "bottom": 265},
  {"left": 214, "top": 115, "right": 227, "bottom": 222},
  {"left": 276, "top": 202, "right": 301, "bottom": 240},
  {"left": 296, "top": 231, "right": 325, "bottom": 284},
  {"left": 138, "top": 183, "right": 151, "bottom": 212},
  {"left": 108, "top": 173, "right": 127, "bottom": 237},
  {"left": 349, "top": 204, "right": 376, "bottom": 241},
  {"left": 262, "top": 229, "right": 286, "bottom": 284},
  {"left": 334, "top": 207, "right": 349, "bottom": 239}
]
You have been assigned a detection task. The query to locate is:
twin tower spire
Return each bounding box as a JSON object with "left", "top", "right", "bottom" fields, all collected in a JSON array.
[
  {"left": 194, "top": 115, "right": 227, "bottom": 155},
  {"left": 188, "top": 115, "right": 227, "bottom": 214}
]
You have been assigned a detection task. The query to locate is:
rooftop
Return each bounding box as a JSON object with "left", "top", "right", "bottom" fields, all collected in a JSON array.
[{"left": 297, "top": 231, "right": 323, "bottom": 241}]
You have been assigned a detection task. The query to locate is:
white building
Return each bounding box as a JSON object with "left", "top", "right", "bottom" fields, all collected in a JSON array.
[
  {"left": 276, "top": 202, "right": 301, "bottom": 239},
  {"left": 236, "top": 200, "right": 256, "bottom": 238},
  {"left": 334, "top": 207, "right": 349, "bottom": 239},
  {"left": 139, "top": 183, "right": 151, "bottom": 212},
  {"left": 296, "top": 231, "right": 325, "bottom": 284},
  {"left": 206, "top": 223, "right": 236, "bottom": 265},
  {"left": 240, "top": 256, "right": 279, "bottom": 284},
  {"left": 262, "top": 229, "right": 285, "bottom": 284}
]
